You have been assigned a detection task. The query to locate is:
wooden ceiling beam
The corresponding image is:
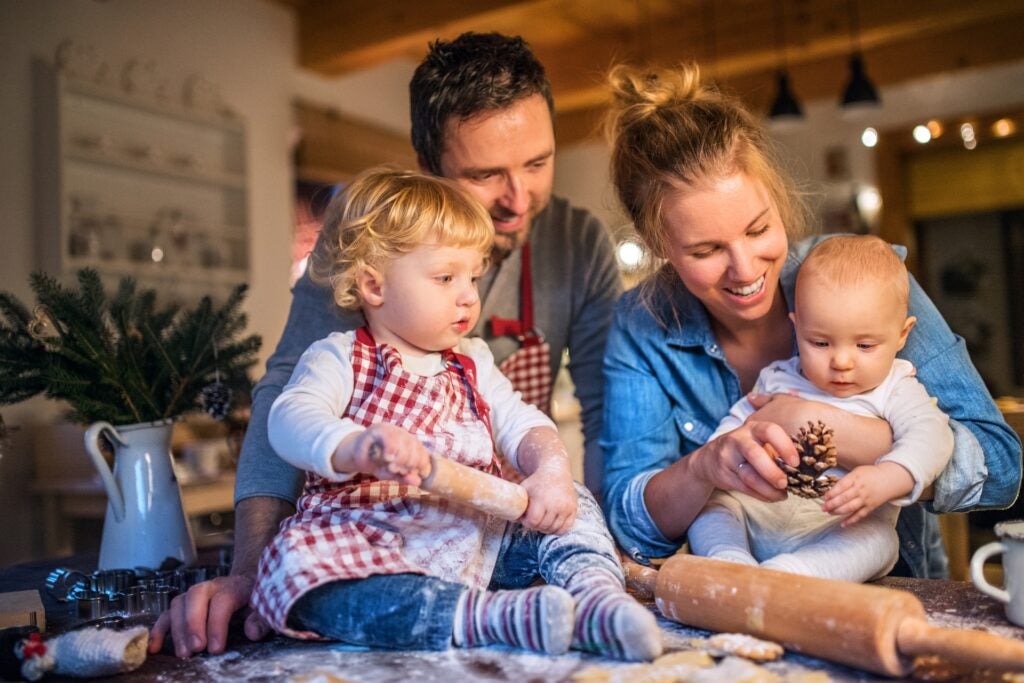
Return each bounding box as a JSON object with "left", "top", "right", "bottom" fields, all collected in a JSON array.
[
  {"left": 543, "top": 0, "right": 1024, "bottom": 114},
  {"left": 297, "top": 0, "right": 545, "bottom": 73},
  {"left": 555, "top": 12, "right": 1024, "bottom": 146}
]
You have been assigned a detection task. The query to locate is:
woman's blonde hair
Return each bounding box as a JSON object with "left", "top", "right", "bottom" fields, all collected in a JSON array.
[
  {"left": 308, "top": 166, "right": 493, "bottom": 310},
  {"left": 604, "top": 63, "right": 809, "bottom": 264}
]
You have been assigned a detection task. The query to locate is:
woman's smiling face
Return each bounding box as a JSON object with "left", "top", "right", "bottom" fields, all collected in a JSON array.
[{"left": 661, "top": 172, "right": 789, "bottom": 329}]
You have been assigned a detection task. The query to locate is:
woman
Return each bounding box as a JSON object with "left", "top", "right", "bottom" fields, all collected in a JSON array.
[{"left": 599, "top": 63, "right": 1022, "bottom": 577}]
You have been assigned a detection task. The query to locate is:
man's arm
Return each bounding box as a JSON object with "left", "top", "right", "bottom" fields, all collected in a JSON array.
[
  {"left": 151, "top": 270, "right": 362, "bottom": 658},
  {"left": 148, "top": 497, "right": 293, "bottom": 657},
  {"left": 566, "top": 212, "right": 622, "bottom": 499}
]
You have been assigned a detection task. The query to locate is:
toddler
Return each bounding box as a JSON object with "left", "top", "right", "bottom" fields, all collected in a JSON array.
[
  {"left": 250, "top": 167, "right": 660, "bottom": 660},
  {"left": 688, "top": 235, "right": 955, "bottom": 581}
]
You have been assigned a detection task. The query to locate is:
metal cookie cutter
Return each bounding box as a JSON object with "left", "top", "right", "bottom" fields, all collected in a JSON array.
[
  {"left": 90, "top": 569, "right": 136, "bottom": 596},
  {"left": 74, "top": 590, "right": 107, "bottom": 620},
  {"left": 45, "top": 567, "right": 92, "bottom": 602},
  {"left": 47, "top": 563, "right": 230, "bottom": 623}
]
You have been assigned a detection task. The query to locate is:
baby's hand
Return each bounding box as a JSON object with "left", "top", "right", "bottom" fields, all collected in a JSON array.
[
  {"left": 822, "top": 462, "right": 911, "bottom": 527},
  {"left": 341, "top": 424, "right": 432, "bottom": 486},
  {"left": 519, "top": 463, "right": 577, "bottom": 535}
]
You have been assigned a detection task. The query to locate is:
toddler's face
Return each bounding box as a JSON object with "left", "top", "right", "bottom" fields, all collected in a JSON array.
[
  {"left": 791, "top": 278, "right": 915, "bottom": 398},
  {"left": 369, "top": 243, "right": 485, "bottom": 357}
]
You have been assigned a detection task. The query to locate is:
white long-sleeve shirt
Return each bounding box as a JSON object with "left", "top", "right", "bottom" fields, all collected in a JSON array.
[
  {"left": 713, "top": 356, "right": 954, "bottom": 504},
  {"left": 268, "top": 331, "right": 555, "bottom": 482}
]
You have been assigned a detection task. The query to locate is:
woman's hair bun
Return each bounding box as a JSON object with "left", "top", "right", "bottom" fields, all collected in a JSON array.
[{"left": 607, "top": 63, "right": 705, "bottom": 111}]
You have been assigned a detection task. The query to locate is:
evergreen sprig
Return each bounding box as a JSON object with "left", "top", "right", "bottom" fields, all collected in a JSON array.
[{"left": 0, "top": 269, "right": 262, "bottom": 425}]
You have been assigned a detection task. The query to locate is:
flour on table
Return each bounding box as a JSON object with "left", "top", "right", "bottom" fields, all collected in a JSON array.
[{"left": 571, "top": 651, "right": 826, "bottom": 683}]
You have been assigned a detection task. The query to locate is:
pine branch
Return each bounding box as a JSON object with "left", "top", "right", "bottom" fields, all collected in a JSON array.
[{"left": 0, "top": 269, "right": 261, "bottom": 424}]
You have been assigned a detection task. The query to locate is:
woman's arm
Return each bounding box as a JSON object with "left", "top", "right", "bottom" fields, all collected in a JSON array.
[
  {"left": 746, "top": 393, "right": 893, "bottom": 468},
  {"left": 600, "top": 300, "right": 795, "bottom": 561},
  {"left": 903, "top": 275, "right": 1022, "bottom": 511}
]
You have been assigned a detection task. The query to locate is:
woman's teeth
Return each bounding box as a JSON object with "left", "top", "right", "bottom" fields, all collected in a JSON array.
[{"left": 728, "top": 276, "right": 765, "bottom": 297}]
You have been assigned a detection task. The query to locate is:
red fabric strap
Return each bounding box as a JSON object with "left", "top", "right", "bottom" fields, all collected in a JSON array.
[{"left": 489, "top": 243, "right": 536, "bottom": 340}]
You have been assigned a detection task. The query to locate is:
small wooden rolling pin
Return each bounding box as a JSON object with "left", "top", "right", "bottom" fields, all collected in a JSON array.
[
  {"left": 625, "top": 554, "right": 1024, "bottom": 676},
  {"left": 419, "top": 453, "right": 528, "bottom": 521}
]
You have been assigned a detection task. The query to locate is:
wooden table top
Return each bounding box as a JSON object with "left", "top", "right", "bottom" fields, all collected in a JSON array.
[{"left": 2, "top": 553, "right": 1021, "bottom": 682}]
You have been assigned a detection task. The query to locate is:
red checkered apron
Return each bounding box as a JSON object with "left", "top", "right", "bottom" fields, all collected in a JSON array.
[
  {"left": 491, "top": 243, "right": 553, "bottom": 483},
  {"left": 251, "top": 328, "right": 509, "bottom": 638},
  {"left": 492, "top": 243, "right": 553, "bottom": 415}
]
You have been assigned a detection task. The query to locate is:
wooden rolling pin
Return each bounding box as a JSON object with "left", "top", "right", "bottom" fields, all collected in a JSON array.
[
  {"left": 625, "top": 554, "right": 1024, "bottom": 676},
  {"left": 419, "top": 453, "right": 528, "bottom": 521}
]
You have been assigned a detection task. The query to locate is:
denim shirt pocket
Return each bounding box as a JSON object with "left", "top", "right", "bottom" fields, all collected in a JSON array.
[{"left": 673, "top": 410, "right": 715, "bottom": 454}]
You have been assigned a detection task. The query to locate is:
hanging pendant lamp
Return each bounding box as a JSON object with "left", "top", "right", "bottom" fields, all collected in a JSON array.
[
  {"left": 767, "top": 0, "right": 803, "bottom": 124},
  {"left": 840, "top": 0, "right": 880, "bottom": 111},
  {"left": 841, "top": 53, "right": 880, "bottom": 108},
  {"left": 770, "top": 70, "right": 803, "bottom": 120}
]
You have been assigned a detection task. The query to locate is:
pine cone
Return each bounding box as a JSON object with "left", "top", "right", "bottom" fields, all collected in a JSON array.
[{"left": 775, "top": 420, "right": 839, "bottom": 499}]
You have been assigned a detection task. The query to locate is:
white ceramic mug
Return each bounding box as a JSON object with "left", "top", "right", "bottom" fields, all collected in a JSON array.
[{"left": 971, "top": 519, "right": 1024, "bottom": 626}]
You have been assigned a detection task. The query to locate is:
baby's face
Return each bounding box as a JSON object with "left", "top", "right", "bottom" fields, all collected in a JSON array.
[{"left": 791, "top": 278, "right": 915, "bottom": 398}]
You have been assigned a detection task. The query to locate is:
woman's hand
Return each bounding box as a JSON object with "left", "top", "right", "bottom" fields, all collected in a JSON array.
[
  {"left": 335, "top": 424, "right": 432, "bottom": 486},
  {"left": 644, "top": 420, "right": 799, "bottom": 541},
  {"left": 693, "top": 420, "right": 797, "bottom": 502}
]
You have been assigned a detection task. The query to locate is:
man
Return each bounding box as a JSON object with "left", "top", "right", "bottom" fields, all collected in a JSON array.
[{"left": 149, "top": 32, "right": 622, "bottom": 658}]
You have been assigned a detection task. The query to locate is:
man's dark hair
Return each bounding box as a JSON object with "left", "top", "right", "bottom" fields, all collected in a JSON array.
[{"left": 410, "top": 32, "right": 554, "bottom": 176}]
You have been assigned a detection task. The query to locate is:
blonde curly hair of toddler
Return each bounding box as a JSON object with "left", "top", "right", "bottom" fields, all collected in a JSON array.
[{"left": 309, "top": 166, "right": 494, "bottom": 310}]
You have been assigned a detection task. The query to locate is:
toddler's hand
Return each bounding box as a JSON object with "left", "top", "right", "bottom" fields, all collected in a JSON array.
[
  {"left": 823, "top": 462, "right": 910, "bottom": 527},
  {"left": 519, "top": 463, "right": 577, "bottom": 535},
  {"left": 342, "top": 424, "right": 432, "bottom": 486}
]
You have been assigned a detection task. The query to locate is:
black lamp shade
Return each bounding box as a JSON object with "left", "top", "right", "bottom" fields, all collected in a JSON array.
[
  {"left": 769, "top": 71, "right": 803, "bottom": 119},
  {"left": 841, "top": 53, "right": 880, "bottom": 107}
]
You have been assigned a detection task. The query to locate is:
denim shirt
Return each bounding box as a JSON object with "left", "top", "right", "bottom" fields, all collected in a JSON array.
[{"left": 601, "top": 236, "right": 1022, "bottom": 577}]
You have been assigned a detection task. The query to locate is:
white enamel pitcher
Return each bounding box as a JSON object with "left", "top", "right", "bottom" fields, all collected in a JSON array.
[{"left": 84, "top": 420, "right": 197, "bottom": 569}]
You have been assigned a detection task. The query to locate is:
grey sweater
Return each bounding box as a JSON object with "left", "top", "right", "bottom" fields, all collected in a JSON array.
[{"left": 234, "top": 195, "right": 623, "bottom": 504}]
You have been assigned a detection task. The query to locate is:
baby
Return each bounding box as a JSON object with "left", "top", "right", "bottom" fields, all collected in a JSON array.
[
  {"left": 250, "top": 167, "right": 660, "bottom": 660},
  {"left": 688, "top": 235, "right": 954, "bottom": 581}
]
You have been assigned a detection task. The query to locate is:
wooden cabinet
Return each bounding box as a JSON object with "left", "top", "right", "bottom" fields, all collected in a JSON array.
[{"left": 32, "top": 60, "right": 249, "bottom": 303}]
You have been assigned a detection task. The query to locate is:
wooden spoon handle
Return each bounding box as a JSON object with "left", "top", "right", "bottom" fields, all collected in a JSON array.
[{"left": 897, "top": 617, "right": 1024, "bottom": 671}]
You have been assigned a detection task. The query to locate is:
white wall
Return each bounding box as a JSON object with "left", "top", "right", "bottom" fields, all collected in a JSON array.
[
  {"left": 0, "top": 0, "right": 296, "bottom": 564},
  {"left": 293, "top": 59, "right": 417, "bottom": 136}
]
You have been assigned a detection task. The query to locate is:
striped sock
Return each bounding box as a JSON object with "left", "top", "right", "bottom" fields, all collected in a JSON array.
[
  {"left": 452, "top": 585, "right": 574, "bottom": 655},
  {"left": 566, "top": 568, "right": 663, "bottom": 661}
]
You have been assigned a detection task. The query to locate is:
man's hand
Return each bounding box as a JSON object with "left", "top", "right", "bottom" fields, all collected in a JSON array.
[
  {"left": 148, "top": 574, "right": 267, "bottom": 658},
  {"left": 823, "top": 462, "right": 914, "bottom": 527},
  {"left": 147, "top": 496, "right": 293, "bottom": 658}
]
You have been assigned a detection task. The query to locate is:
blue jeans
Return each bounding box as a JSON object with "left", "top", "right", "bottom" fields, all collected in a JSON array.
[{"left": 288, "top": 484, "right": 621, "bottom": 649}]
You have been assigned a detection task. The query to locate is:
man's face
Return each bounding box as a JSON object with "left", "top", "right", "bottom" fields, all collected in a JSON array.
[{"left": 436, "top": 94, "right": 555, "bottom": 261}]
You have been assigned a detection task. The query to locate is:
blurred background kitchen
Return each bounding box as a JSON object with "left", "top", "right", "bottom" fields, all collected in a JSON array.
[{"left": 1, "top": 0, "right": 1022, "bottom": 579}]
